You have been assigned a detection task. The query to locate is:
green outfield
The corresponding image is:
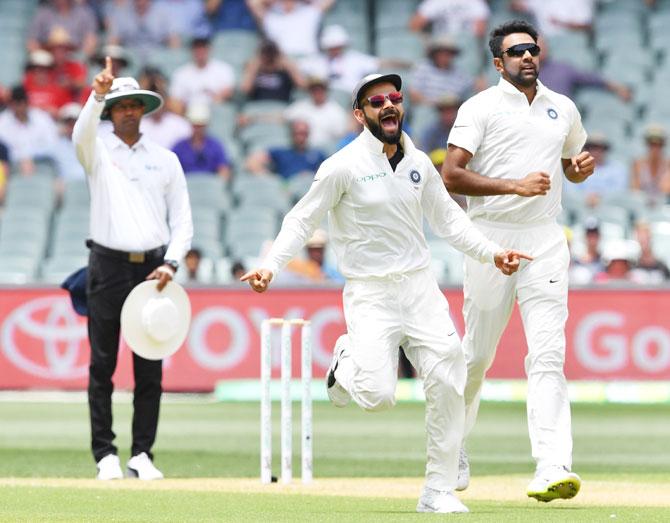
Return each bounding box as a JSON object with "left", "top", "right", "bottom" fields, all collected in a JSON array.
[{"left": 0, "top": 398, "right": 668, "bottom": 521}]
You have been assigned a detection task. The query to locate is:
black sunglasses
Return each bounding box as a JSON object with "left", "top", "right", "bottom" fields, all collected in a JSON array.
[{"left": 503, "top": 43, "right": 541, "bottom": 58}]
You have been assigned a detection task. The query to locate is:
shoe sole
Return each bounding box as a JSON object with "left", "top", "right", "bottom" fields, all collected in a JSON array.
[
  {"left": 416, "top": 502, "right": 469, "bottom": 513},
  {"left": 527, "top": 476, "right": 581, "bottom": 502}
]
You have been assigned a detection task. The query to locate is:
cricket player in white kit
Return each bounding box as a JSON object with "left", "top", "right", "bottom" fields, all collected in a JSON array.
[
  {"left": 242, "top": 73, "right": 531, "bottom": 513},
  {"left": 443, "top": 20, "right": 596, "bottom": 502}
]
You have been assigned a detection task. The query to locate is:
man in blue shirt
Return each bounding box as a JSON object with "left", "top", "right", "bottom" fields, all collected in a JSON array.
[
  {"left": 245, "top": 119, "right": 326, "bottom": 179},
  {"left": 172, "top": 103, "right": 231, "bottom": 179}
]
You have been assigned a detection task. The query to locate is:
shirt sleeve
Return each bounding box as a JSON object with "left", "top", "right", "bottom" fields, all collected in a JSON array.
[
  {"left": 72, "top": 91, "right": 105, "bottom": 175},
  {"left": 262, "top": 159, "right": 349, "bottom": 276},
  {"left": 164, "top": 151, "right": 193, "bottom": 261},
  {"left": 421, "top": 156, "right": 501, "bottom": 264},
  {"left": 561, "top": 100, "right": 587, "bottom": 158},
  {"left": 447, "top": 96, "right": 486, "bottom": 155}
]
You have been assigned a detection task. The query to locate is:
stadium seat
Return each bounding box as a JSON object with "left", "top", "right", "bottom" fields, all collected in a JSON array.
[
  {"left": 0, "top": 256, "right": 40, "bottom": 285},
  {"left": 186, "top": 175, "right": 231, "bottom": 212},
  {"left": 287, "top": 173, "right": 315, "bottom": 203},
  {"left": 231, "top": 175, "right": 291, "bottom": 213},
  {"left": 40, "top": 255, "right": 88, "bottom": 284}
]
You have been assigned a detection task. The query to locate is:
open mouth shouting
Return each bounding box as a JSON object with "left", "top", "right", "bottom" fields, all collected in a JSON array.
[{"left": 380, "top": 111, "right": 399, "bottom": 135}]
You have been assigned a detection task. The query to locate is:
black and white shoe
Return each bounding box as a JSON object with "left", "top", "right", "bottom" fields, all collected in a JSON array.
[{"left": 326, "top": 335, "right": 351, "bottom": 407}]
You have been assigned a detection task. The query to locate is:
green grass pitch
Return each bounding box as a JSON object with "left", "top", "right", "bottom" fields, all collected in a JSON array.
[{"left": 0, "top": 398, "right": 668, "bottom": 521}]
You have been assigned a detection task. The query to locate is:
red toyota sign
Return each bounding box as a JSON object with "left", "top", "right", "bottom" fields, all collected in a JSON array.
[{"left": 1, "top": 288, "right": 668, "bottom": 390}]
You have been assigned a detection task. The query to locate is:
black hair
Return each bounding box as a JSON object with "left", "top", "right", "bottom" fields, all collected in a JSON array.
[
  {"left": 10, "top": 85, "right": 28, "bottom": 102},
  {"left": 489, "top": 20, "right": 539, "bottom": 58}
]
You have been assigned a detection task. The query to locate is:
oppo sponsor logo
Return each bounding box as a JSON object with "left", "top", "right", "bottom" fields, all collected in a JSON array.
[
  {"left": 574, "top": 312, "right": 670, "bottom": 373},
  {"left": 1, "top": 297, "right": 88, "bottom": 379}
]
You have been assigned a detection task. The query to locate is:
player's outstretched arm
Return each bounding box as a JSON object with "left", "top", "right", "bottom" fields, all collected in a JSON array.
[
  {"left": 240, "top": 268, "right": 274, "bottom": 293},
  {"left": 494, "top": 250, "right": 533, "bottom": 276}
]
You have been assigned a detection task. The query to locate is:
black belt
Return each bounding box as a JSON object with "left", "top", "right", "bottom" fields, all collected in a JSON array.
[{"left": 86, "top": 240, "right": 166, "bottom": 263}]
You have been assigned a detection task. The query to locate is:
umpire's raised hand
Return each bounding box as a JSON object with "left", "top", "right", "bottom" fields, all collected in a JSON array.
[{"left": 92, "top": 56, "right": 115, "bottom": 96}]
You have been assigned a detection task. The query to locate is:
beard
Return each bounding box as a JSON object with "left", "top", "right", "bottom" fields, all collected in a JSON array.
[
  {"left": 507, "top": 65, "right": 538, "bottom": 88},
  {"left": 365, "top": 110, "right": 403, "bottom": 145}
]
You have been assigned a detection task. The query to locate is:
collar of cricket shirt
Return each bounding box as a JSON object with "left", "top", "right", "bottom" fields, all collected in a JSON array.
[
  {"left": 498, "top": 77, "right": 550, "bottom": 101},
  {"left": 359, "top": 126, "right": 415, "bottom": 157}
]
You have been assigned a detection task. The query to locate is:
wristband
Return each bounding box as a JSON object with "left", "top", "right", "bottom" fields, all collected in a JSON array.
[{"left": 94, "top": 93, "right": 106, "bottom": 102}]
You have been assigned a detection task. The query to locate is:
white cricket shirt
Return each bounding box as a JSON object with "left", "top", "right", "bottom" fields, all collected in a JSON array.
[
  {"left": 263, "top": 127, "right": 501, "bottom": 280},
  {"left": 72, "top": 92, "right": 193, "bottom": 262},
  {"left": 448, "top": 78, "right": 587, "bottom": 224}
]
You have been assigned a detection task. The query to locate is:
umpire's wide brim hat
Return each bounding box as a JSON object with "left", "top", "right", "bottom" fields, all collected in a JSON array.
[
  {"left": 351, "top": 73, "right": 402, "bottom": 109},
  {"left": 101, "top": 77, "right": 163, "bottom": 121},
  {"left": 121, "top": 280, "right": 191, "bottom": 360}
]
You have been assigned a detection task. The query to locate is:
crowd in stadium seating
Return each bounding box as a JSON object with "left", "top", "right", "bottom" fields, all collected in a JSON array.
[{"left": 0, "top": 0, "right": 669, "bottom": 286}]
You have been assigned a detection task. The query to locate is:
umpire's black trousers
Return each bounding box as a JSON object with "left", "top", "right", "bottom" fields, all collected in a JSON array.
[{"left": 86, "top": 244, "right": 165, "bottom": 463}]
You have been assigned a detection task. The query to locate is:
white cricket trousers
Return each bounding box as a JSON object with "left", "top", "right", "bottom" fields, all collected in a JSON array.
[
  {"left": 462, "top": 219, "right": 573, "bottom": 472},
  {"left": 334, "top": 267, "right": 466, "bottom": 491}
]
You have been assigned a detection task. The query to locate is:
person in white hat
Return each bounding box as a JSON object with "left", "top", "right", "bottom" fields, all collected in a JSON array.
[
  {"left": 72, "top": 57, "right": 193, "bottom": 481},
  {"left": 242, "top": 72, "right": 531, "bottom": 513}
]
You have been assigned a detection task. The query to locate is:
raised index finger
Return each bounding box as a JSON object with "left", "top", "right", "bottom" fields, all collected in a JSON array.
[
  {"left": 104, "top": 56, "right": 113, "bottom": 74},
  {"left": 240, "top": 270, "right": 259, "bottom": 282}
]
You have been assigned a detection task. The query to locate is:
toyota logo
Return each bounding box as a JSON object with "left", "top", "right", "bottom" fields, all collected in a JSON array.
[{"left": 1, "top": 297, "right": 88, "bottom": 379}]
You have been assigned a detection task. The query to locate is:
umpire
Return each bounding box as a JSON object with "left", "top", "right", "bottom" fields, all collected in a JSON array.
[{"left": 73, "top": 57, "right": 193, "bottom": 480}]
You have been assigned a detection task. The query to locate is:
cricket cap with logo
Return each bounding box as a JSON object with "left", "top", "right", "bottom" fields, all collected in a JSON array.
[
  {"left": 351, "top": 73, "right": 402, "bottom": 109},
  {"left": 101, "top": 77, "right": 163, "bottom": 121},
  {"left": 120, "top": 280, "right": 191, "bottom": 360}
]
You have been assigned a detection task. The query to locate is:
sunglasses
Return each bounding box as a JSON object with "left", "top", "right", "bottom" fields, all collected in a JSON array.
[
  {"left": 364, "top": 91, "right": 403, "bottom": 108},
  {"left": 503, "top": 43, "right": 541, "bottom": 57}
]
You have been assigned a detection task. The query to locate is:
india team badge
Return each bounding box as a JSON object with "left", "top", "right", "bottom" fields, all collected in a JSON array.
[{"left": 409, "top": 169, "right": 421, "bottom": 184}]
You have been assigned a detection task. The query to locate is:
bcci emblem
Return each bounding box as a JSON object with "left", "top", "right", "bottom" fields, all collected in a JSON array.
[
  {"left": 409, "top": 170, "right": 421, "bottom": 184},
  {"left": 547, "top": 108, "right": 558, "bottom": 120}
]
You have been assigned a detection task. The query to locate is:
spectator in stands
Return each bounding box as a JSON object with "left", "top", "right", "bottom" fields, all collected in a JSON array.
[
  {"left": 284, "top": 75, "right": 349, "bottom": 149},
  {"left": 172, "top": 103, "right": 231, "bottom": 179},
  {"left": 46, "top": 28, "right": 89, "bottom": 103},
  {"left": 284, "top": 228, "right": 343, "bottom": 283},
  {"left": 52, "top": 102, "right": 86, "bottom": 199},
  {"left": 170, "top": 35, "right": 235, "bottom": 115},
  {"left": 511, "top": 0, "right": 594, "bottom": 37},
  {"left": 0, "top": 86, "right": 58, "bottom": 176},
  {"left": 409, "top": 0, "right": 490, "bottom": 39},
  {"left": 27, "top": 0, "right": 98, "bottom": 58},
  {"left": 23, "top": 50, "right": 72, "bottom": 117},
  {"left": 594, "top": 239, "right": 639, "bottom": 284},
  {"left": 564, "top": 133, "right": 628, "bottom": 207},
  {"left": 106, "top": 0, "right": 181, "bottom": 60},
  {"left": 231, "top": 260, "right": 247, "bottom": 280},
  {"left": 409, "top": 36, "right": 476, "bottom": 106},
  {"left": 630, "top": 221, "right": 670, "bottom": 284},
  {"left": 0, "top": 140, "right": 8, "bottom": 203},
  {"left": 137, "top": 67, "right": 191, "bottom": 148},
  {"left": 420, "top": 93, "right": 461, "bottom": 153},
  {"left": 248, "top": 0, "right": 335, "bottom": 57},
  {"left": 335, "top": 114, "right": 363, "bottom": 150},
  {"left": 154, "top": 0, "right": 207, "bottom": 39},
  {"left": 240, "top": 39, "right": 305, "bottom": 102},
  {"left": 575, "top": 216, "right": 605, "bottom": 283},
  {"left": 631, "top": 124, "right": 670, "bottom": 206},
  {"left": 245, "top": 119, "right": 326, "bottom": 179},
  {"left": 537, "top": 37, "right": 631, "bottom": 102},
  {"left": 183, "top": 247, "right": 202, "bottom": 282},
  {"left": 206, "top": 0, "right": 258, "bottom": 32},
  {"left": 92, "top": 45, "right": 132, "bottom": 78},
  {"left": 300, "top": 25, "right": 379, "bottom": 94}
]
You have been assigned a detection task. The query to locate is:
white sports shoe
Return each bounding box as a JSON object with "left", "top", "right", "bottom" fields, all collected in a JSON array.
[
  {"left": 96, "top": 454, "right": 123, "bottom": 480},
  {"left": 126, "top": 452, "right": 164, "bottom": 480},
  {"left": 417, "top": 486, "right": 469, "bottom": 513},
  {"left": 326, "top": 335, "right": 351, "bottom": 408},
  {"left": 456, "top": 447, "right": 470, "bottom": 491},
  {"left": 527, "top": 465, "right": 581, "bottom": 502}
]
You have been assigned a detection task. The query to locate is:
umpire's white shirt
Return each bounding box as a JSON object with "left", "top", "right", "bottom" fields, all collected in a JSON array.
[
  {"left": 448, "top": 78, "right": 587, "bottom": 224},
  {"left": 263, "top": 127, "right": 500, "bottom": 279},
  {"left": 73, "top": 92, "right": 193, "bottom": 262}
]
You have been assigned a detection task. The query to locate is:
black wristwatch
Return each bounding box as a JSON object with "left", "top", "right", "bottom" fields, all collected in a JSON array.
[{"left": 164, "top": 259, "right": 179, "bottom": 272}]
